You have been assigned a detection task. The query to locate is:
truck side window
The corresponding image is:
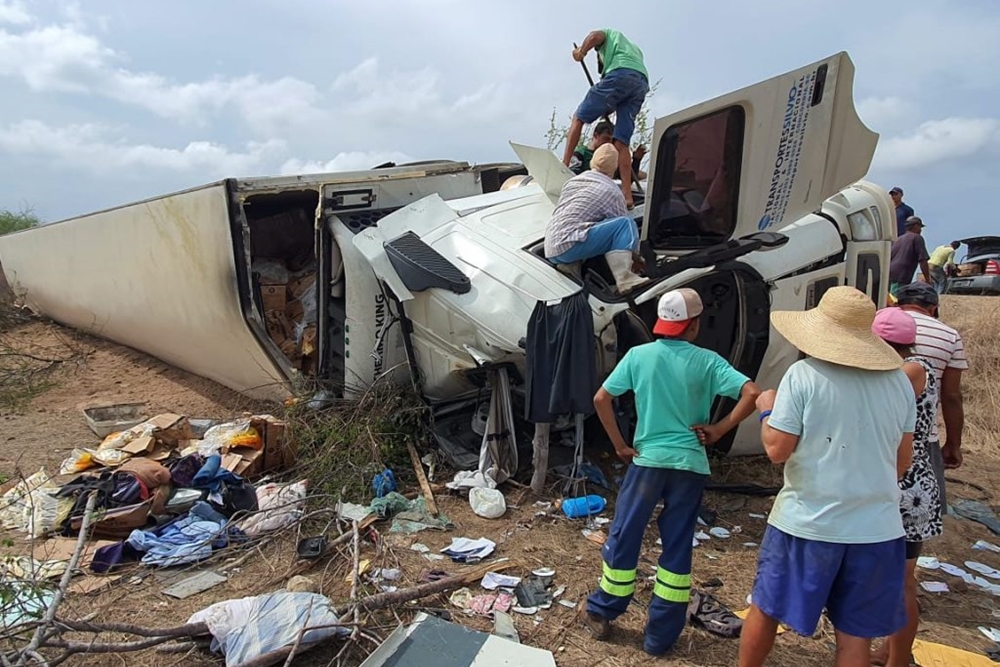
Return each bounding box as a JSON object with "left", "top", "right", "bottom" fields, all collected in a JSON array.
[{"left": 648, "top": 106, "right": 745, "bottom": 250}]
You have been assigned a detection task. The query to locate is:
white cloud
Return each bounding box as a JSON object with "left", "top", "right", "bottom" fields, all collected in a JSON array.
[
  {"left": 876, "top": 117, "right": 999, "bottom": 170},
  {"left": 330, "top": 57, "right": 514, "bottom": 126},
  {"left": 857, "top": 96, "right": 909, "bottom": 131},
  {"left": 280, "top": 151, "right": 417, "bottom": 175},
  {"left": 0, "top": 13, "right": 324, "bottom": 131},
  {"left": 0, "top": 1, "right": 30, "bottom": 25},
  {"left": 0, "top": 120, "right": 284, "bottom": 175}
]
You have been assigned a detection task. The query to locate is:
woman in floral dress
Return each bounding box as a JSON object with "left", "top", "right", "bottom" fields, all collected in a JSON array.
[{"left": 871, "top": 308, "right": 942, "bottom": 667}]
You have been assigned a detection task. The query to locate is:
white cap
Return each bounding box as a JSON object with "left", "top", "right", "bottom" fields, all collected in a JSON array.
[{"left": 654, "top": 288, "right": 704, "bottom": 336}]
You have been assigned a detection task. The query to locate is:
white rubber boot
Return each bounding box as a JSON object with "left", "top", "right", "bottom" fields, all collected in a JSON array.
[{"left": 605, "top": 250, "right": 648, "bottom": 294}]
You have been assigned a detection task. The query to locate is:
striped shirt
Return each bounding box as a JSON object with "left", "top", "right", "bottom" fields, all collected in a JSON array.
[
  {"left": 907, "top": 309, "right": 969, "bottom": 441},
  {"left": 544, "top": 171, "right": 627, "bottom": 258}
]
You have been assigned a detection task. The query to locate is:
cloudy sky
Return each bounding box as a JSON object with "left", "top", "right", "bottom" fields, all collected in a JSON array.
[{"left": 0, "top": 0, "right": 995, "bottom": 250}]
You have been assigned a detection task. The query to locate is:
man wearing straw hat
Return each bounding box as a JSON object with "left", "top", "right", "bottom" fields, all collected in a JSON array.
[{"left": 739, "top": 287, "right": 916, "bottom": 667}]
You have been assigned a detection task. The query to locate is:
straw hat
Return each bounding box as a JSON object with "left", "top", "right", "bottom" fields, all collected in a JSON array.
[{"left": 771, "top": 286, "right": 903, "bottom": 371}]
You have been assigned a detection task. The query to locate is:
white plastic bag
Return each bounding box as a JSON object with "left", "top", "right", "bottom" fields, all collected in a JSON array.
[{"left": 469, "top": 487, "right": 506, "bottom": 519}]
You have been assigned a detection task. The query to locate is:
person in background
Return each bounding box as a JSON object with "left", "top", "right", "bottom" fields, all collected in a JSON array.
[
  {"left": 890, "top": 186, "right": 915, "bottom": 237},
  {"left": 928, "top": 240, "right": 961, "bottom": 294},
  {"left": 738, "top": 287, "right": 915, "bottom": 667},
  {"left": 586, "top": 288, "right": 761, "bottom": 656},
  {"left": 545, "top": 144, "right": 646, "bottom": 293},
  {"left": 889, "top": 216, "right": 931, "bottom": 296},
  {"left": 631, "top": 144, "right": 648, "bottom": 180},
  {"left": 870, "top": 308, "right": 943, "bottom": 667},
  {"left": 569, "top": 121, "right": 615, "bottom": 175},
  {"left": 895, "top": 282, "right": 968, "bottom": 501},
  {"left": 564, "top": 29, "right": 649, "bottom": 209}
]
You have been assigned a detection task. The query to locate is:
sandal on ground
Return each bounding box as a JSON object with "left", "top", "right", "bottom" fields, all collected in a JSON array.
[{"left": 687, "top": 589, "right": 743, "bottom": 639}]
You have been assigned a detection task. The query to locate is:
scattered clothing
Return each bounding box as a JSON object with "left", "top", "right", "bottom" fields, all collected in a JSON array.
[
  {"left": 525, "top": 291, "right": 598, "bottom": 422},
  {"left": 188, "top": 592, "right": 347, "bottom": 667},
  {"left": 687, "top": 589, "right": 743, "bottom": 638},
  {"left": 441, "top": 537, "right": 496, "bottom": 563},
  {"left": 127, "top": 501, "right": 241, "bottom": 567},
  {"left": 953, "top": 500, "right": 1000, "bottom": 536}
]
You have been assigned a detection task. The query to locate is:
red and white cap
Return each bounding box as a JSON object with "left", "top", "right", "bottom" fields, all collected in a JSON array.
[{"left": 653, "top": 288, "right": 704, "bottom": 336}]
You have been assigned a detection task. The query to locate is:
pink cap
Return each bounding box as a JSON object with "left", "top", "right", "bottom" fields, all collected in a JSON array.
[{"left": 872, "top": 308, "right": 917, "bottom": 345}]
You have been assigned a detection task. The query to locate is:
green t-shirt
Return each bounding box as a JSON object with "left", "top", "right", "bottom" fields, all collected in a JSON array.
[
  {"left": 603, "top": 339, "right": 749, "bottom": 474},
  {"left": 569, "top": 145, "right": 594, "bottom": 174},
  {"left": 597, "top": 29, "right": 648, "bottom": 79}
]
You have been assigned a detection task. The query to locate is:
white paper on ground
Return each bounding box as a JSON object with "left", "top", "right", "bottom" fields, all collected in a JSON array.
[
  {"left": 916, "top": 556, "right": 940, "bottom": 570},
  {"left": 919, "top": 581, "right": 949, "bottom": 593},
  {"left": 974, "top": 540, "right": 1000, "bottom": 554},
  {"left": 481, "top": 572, "right": 521, "bottom": 591},
  {"left": 709, "top": 527, "right": 731, "bottom": 539},
  {"left": 966, "top": 561, "right": 1000, "bottom": 580},
  {"left": 938, "top": 562, "right": 967, "bottom": 578}
]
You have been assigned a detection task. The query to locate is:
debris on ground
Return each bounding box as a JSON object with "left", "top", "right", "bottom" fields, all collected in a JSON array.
[{"left": 359, "top": 612, "right": 556, "bottom": 667}]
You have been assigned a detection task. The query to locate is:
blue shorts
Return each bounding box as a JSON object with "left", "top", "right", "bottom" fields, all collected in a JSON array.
[
  {"left": 575, "top": 68, "right": 649, "bottom": 145},
  {"left": 751, "top": 526, "right": 906, "bottom": 638},
  {"left": 549, "top": 216, "right": 639, "bottom": 264}
]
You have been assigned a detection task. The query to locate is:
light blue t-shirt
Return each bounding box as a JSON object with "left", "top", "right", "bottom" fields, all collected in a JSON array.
[
  {"left": 603, "top": 339, "right": 750, "bottom": 475},
  {"left": 767, "top": 358, "right": 916, "bottom": 544}
]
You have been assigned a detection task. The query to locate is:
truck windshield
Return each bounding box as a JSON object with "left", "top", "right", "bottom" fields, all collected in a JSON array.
[{"left": 647, "top": 106, "right": 745, "bottom": 250}]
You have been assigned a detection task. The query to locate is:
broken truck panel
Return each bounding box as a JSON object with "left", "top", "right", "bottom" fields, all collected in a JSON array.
[
  {"left": 508, "top": 142, "right": 576, "bottom": 202},
  {"left": 643, "top": 51, "right": 877, "bottom": 249}
]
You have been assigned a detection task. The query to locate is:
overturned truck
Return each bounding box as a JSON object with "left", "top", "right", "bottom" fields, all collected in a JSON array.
[{"left": 0, "top": 52, "right": 894, "bottom": 460}]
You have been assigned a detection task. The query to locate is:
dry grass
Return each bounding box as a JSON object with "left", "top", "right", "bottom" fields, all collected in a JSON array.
[{"left": 939, "top": 296, "right": 1000, "bottom": 457}]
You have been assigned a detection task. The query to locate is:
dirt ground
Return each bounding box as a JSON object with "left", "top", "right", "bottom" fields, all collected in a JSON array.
[{"left": 2, "top": 296, "right": 1000, "bottom": 667}]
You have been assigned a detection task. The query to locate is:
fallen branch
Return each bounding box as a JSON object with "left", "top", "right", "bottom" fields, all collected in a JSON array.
[
  {"left": 52, "top": 620, "right": 209, "bottom": 639},
  {"left": 22, "top": 558, "right": 514, "bottom": 666},
  {"left": 17, "top": 491, "right": 98, "bottom": 666},
  {"left": 407, "top": 441, "right": 438, "bottom": 516}
]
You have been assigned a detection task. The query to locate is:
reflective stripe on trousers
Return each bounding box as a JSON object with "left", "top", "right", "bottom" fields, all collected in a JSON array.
[{"left": 585, "top": 464, "right": 708, "bottom": 655}]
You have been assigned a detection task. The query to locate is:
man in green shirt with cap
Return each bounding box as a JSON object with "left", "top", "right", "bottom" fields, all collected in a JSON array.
[{"left": 563, "top": 29, "right": 649, "bottom": 209}]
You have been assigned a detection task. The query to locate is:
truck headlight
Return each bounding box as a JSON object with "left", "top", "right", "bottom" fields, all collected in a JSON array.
[{"left": 848, "top": 211, "right": 878, "bottom": 241}]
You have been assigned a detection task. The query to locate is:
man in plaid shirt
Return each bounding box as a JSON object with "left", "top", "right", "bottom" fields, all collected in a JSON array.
[{"left": 545, "top": 144, "right": 647, "bottom": 294}]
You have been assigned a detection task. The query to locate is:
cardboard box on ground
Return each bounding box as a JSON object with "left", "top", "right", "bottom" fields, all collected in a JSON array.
[{"left": 257, "top": 260, "right": 318, "bottom": 375}]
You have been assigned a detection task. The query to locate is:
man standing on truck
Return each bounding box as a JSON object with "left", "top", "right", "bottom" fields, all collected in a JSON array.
[
  {"left": 889, "top": 216, "right": 931, "bottom": 296},
  {"left": 563, "top": 29, "right": 649, "bottom": 209},
  {"left": 928, "top": 240, "right": 961, "bottom": 294},
  {"left": 569, "top": 121, "right": 615, "bottom": 175},
  {"left": 585, "top": 288, "right": 761, "bottom": 656},
  {"left": 890, "top": 187, "right": 915, "bottom": 237}
]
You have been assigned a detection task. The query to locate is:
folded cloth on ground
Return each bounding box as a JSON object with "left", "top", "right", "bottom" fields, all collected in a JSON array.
[{"left": 127, "top": 501, "right": 242, "bottom": 567}]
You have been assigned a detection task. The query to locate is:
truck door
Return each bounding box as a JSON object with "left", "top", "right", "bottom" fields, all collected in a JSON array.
[{"left": 641, "top": 52, "right": 878, "bottom": 254}]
